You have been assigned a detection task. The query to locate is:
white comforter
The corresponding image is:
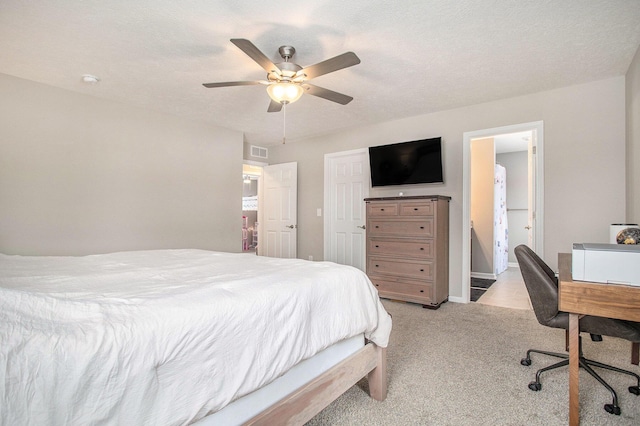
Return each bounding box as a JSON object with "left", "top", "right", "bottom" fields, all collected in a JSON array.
[{"left": 0, "top": 250, "right": 392, "bottom": 426}]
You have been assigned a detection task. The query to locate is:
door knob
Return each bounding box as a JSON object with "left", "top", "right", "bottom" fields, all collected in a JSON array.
[
  {"left": 357, "top": 225, "right": 366, "bottom": 230},
  {"left": 525, "top": 225, "right": 532, "bottom": 230},
  {"left": 286, "top": 225, "right": 297, "bottom": 229}
]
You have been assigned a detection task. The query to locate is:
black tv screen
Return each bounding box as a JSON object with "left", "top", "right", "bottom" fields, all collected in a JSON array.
[{"left": 369, "top": 137, "right": 444, "bottom": 187}]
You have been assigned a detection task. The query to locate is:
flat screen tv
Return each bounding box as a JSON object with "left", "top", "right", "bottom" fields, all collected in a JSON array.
[{"left": 369, "top": 137, "right": 443, "bottom": 187}]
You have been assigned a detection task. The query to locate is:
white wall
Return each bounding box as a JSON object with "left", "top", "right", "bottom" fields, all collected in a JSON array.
[
  {"left": 627, "top": 44, "right": 640, "bottom": 223},
  {"left": 0, "top": 73, "right": 244, "bottom": 255},
  {"left": 269, "top": 77, "right": 626, "bottom": 301}
]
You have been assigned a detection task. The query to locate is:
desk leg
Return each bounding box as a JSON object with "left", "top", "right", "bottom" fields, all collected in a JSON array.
[{"left": 569, "top": 313, "right": 580, "bottom": 426}]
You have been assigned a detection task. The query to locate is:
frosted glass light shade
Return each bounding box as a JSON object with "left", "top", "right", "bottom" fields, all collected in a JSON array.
[{"left": 267, "top": 82, "right": 304, "bottom": 104}]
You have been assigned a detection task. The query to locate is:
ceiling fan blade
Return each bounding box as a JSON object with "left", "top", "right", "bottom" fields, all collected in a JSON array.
[
  {"left": 302, "top": 83, "right": 353, "bottom": 105},
  {"left": 203, "top": 81, "right": 264, "bottom": 88},
  {"left": 297, "top": 52, "right": 360, "bottom": 80},
  {"left": 230, "top": 38, "right": 282, "bottom": 75},
  {"left": 267, "top": 100, "right": 283, "bottom": 113}
]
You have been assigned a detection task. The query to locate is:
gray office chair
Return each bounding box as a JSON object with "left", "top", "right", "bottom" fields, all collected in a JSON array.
[{"left": 515, "top": 244, "right": 640, "bottom": 415}]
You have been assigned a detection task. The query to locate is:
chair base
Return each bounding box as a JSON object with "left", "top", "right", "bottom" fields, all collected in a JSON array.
[{"left": 521, "top": 347, "right": 640, "bottom": 415}]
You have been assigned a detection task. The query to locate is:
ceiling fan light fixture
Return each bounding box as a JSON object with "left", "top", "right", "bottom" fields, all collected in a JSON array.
[{"left": 267, "top": 82, "right": 304, "bottom": 105}]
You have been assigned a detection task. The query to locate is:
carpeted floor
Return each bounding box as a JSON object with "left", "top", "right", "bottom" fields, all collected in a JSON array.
[
  {"left": 470, "top": 278, "right": 496, "bottom": 302},
  {"left": 305, "top": 300, "right": 640, "bottom": 425}
]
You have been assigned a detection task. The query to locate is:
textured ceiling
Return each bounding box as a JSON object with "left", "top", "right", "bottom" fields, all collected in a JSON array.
[{"left": 1, "top": 0, "right": 639, "bottom": 146}]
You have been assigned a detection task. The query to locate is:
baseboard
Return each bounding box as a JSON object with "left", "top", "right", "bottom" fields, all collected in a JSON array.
[
  {"left": 470, "top": 272, "right": 497, "bottom": 280},
  {"left": 448, "top": 296, "right": 466, "bottom": 304},
  {"left": 508, "top": 262, "right": 519, "bottom": 268}
]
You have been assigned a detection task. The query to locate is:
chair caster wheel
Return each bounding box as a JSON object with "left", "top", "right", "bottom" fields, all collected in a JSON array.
[
  {"left": 521, "top": 358, "right": 531, "bottom": 366},
  {"left": 528, "top": 381, "right": 541, "bottom": 391},
  {"left": 629, "top": 385, "right": 640, "bottom": 395},
  {"left": 604, "top": 404, "right": 621, "bottom": 415}
]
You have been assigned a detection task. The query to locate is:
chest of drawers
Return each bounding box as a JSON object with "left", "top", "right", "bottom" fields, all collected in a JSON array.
[{"left": 365, "top": 196, "right": 450, "bottom": 309}]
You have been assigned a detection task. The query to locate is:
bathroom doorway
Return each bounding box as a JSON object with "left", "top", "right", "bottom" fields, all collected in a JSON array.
[
  {"left": 462, "top": 121, "right": 544, "bottom": 304},
  {"left": 242, "top": 163, "right": 263, "bottom": 253}
]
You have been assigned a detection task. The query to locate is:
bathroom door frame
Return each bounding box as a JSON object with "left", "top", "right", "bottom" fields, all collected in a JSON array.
[{"left": 460, "top": 121, "right": 544, "bottom": 303}]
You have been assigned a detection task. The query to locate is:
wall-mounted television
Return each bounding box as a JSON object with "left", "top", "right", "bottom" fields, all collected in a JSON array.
[{"left": 369, "top": 137, "right": 444, "bottom": 187}]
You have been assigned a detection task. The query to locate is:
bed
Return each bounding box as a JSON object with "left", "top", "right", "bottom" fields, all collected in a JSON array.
[{"left": 0, "top": 249, "right": 392, "bottom": 425}]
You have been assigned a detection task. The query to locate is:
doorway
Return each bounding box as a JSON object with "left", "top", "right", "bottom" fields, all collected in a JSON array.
[
  {"left": 495, "top": 132, "right": 532, "bottom": 268},
  {"left": 242, "top": 163, "right": 263, "bottom": 253},
  {"left": 244, "top": 161, "right": 299, "bottom": 258},
  {"left": 461, "top": 121, "right": 544, "bottom": 304}
]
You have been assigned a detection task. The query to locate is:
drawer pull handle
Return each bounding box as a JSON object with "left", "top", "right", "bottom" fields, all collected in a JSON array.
[
  {"left": 420, "top": 290, "right": 424, "bottom": 293},
  {"left": 375, "top": 264, "right": 379, "bottom": 267},
  {"left": 420, "top": 269, "right": 424, "bottom": 272},
  {"left": 414, "top": 208, "right": 418, "bottom": 211},
  {"left": 420, "top": 226, "right": 425, "bottom": 229},
  {"left": 375, "top": 226, "right": 379, "bottom": 228},
  {"left": 381, "top": 208, "right": 385, "bottom": 211},
  {"left": 419, "top": 247, "right": 424, "bottom": 250},
  {"left": 375, "top": 245, "right": 379, "bottom": 248}
]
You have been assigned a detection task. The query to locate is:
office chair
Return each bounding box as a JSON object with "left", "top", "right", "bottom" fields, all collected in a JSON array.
[{"left": 515, "top": 244, "right": 640, "bottom": 415}]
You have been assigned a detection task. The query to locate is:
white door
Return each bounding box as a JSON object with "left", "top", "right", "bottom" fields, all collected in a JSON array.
[
  {"left": 260, "top": 162, "right": 297, "bottom": 258},
  {"left": 324, "top": 149, "right": 369, "bottom": 271}
]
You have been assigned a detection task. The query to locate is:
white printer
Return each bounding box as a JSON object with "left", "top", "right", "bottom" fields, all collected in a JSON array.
[{"left": 572, "top": 243, "right": 640, "bottom": 286}]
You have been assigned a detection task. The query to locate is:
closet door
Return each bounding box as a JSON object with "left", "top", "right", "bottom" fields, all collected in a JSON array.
[{"left": 324, "top": 149, "right": 369, "bottom": 271}]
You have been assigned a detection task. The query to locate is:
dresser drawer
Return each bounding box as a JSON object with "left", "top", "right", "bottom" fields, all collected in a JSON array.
[
  {"left": 368, "top": 218, "right": 434, "bottom": 237},
  {"left": 369, "top": 276, "right": 434, "bottom": 304},
  {"left": 367, "top": 203, "right": 398, "bottom": 216},
  {"left": 399, "top": 202, "right": 434, "bottom": 216},
  {"left": 368, "top": 238, "right": 434, "bottom": 259},
  {"left": 367, "top": 256, "right": 434, "bottom": 280}
]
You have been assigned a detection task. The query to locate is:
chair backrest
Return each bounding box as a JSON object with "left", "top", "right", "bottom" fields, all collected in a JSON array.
[{"left": 514, "top": 244, "right": 560, "bottom": 326}]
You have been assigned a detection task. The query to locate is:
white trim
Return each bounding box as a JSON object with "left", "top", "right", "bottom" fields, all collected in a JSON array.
[
  {"left": 244, "top": 160, "right": 268, "bottom": 167},
  {"left": 508, "top": 261, "right": 519, "bottom": 268},
  {"left": 323, "top": 148, "right": 369, "bottom": 262},
  {"left": 471, "top": 272, "right": 497, "bottom": 280},
  {"left": 462, "top": 121, "right": 544, "bottom": 303}
]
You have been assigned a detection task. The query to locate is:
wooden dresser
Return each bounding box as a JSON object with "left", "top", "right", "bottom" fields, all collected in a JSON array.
[{"left": 365, "top": 195, "right": 450, "bottom": 309}]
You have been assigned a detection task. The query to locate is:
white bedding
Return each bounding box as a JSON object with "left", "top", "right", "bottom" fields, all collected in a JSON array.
[{"left": 0, "top": 250, "right": 392, "bottom": 426}]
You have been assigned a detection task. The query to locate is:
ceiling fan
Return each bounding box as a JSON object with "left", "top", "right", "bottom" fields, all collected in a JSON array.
[{"left": 203, "top": 38, "right": 361, "bottom": 112}]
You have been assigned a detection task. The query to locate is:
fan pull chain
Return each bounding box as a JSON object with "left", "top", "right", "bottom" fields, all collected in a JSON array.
[{"left": 282, "top": 103, "right": 286, "bottom": 144}]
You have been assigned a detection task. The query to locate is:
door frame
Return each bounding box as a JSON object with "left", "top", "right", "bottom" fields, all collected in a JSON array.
[
  {"left": 460, "top": 121, "right": 544, "bottom": 303},
  {"left": 323, "top": 148, "right": 369, "bottom": 265}
]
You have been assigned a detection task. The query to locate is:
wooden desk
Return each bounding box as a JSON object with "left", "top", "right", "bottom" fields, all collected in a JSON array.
[{"left": 558, "top": 253, "right": 640, "bottom": 425}]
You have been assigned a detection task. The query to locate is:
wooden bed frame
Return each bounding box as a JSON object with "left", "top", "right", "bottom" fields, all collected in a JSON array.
[{"left": 245, "top": 341, "right": 387, "bottom": 425}]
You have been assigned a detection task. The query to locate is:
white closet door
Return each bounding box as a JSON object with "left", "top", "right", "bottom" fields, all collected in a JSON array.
[{"left": 324, "top": 149, "right": 369, "bottom": 271}]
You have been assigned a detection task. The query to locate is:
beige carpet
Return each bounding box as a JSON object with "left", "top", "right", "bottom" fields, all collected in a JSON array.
[{"left": 306, "top": 300, "right": 640, "bottom": 426}]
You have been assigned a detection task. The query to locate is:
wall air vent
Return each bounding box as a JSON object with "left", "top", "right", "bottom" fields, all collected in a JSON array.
[{"left": 250, "top": 145, "right": 268, "bottom": 159}]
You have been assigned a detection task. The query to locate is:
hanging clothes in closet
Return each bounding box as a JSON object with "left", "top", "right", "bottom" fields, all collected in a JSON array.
[{"left": 494, "top": 164, "right": 509, "bottom": 275}]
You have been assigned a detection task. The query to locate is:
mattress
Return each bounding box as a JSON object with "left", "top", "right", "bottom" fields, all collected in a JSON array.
[{"left": 0, "top": 249, "right": 392, "bottom": 425}]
